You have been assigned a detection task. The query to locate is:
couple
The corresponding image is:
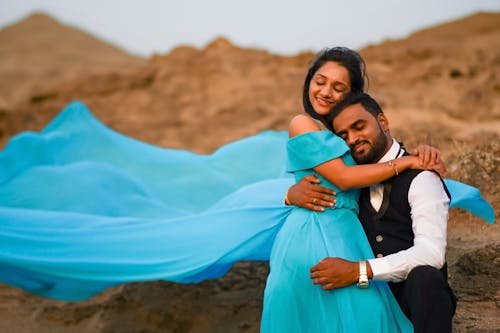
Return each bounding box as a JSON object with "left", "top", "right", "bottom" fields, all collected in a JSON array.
[
  {"left": 0, "top": 47, "right": 493, "bottom": 332},
  {"left": 261, "top": 47, "right": 454, "bottom": 333}
]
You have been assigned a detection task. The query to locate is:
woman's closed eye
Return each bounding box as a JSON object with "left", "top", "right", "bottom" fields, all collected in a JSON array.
[
  {"left": 314, "top": 79, "right": 326, "bottom": 86},
  {"left": 333, "top": 83, "right": 348, "bottom": 93}
]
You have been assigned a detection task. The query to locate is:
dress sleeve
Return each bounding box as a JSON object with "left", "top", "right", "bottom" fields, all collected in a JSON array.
[{"left": 286, "top": 131, "right": 350, "bottom": 172}]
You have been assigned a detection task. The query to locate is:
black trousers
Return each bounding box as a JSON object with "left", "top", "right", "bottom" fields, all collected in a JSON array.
[{"left": 389, "top": 265, "right": 457, "bottom": 333}]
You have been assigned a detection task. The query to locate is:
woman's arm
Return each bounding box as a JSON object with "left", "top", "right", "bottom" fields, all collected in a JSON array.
[
  {"left": 289, "top": 115, "right": 423, "bottom": 191},
  {"left": 314, "top": 153, "right": 417, "bottom": 191}
]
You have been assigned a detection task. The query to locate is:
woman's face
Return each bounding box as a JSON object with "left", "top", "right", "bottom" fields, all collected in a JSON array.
[{"left": 308, "top": 61, "right": 351, "bottom": 115}]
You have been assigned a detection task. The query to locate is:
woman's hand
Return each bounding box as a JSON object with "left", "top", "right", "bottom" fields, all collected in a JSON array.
[
  {"left": 410, "top": 145, "right": 447, "bottom": 178},
  {"left": 410, "top": 145, "right": 440, "bottom": 166}
]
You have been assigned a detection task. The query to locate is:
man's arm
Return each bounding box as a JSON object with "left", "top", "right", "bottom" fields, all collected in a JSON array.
[
  {"left": 310, "top": 171, "right": 449, "bottom": 289},
  {"left": 310, "top": 257, "right": 374, "bottom": 290},
  {"left": 368, "top": 171, "right": 450, "bottom": 282},
  {"left": 286, "top": 175, "right": 336, "bottom": 212}
]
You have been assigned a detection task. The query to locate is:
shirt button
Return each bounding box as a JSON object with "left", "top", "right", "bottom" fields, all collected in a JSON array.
[
  {"left": 376, "top": 235, "right": 384, "bottom": 242},
  {"left": 376, "top": 253, "right": 384, "bottom": 258}
]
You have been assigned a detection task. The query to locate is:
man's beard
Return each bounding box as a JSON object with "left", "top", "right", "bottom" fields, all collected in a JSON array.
[{"left": 351, "top": 129, "right": 388, "bottom": 164}]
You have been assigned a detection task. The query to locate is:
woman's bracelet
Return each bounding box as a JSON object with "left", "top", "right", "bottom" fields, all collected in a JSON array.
[{"left": 387, "top": 160, "right": 399, "bottom": 176}]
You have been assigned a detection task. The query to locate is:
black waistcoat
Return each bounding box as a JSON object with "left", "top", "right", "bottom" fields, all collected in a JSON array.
[
  {"left": 358, "top": 168, "right": 450, "bottom": 259},
  {"left": 358, "top": 169, "right": 420, "bottom": 258}
]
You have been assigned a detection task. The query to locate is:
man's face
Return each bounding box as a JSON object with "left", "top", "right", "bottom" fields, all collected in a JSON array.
[{"left": 332, "top": 103, "right": 390, "bottom": 164}]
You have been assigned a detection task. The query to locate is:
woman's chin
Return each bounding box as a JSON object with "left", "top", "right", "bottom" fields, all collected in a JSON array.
[{"left": 314, "top": 107, "right": 330, "bottom": 116}]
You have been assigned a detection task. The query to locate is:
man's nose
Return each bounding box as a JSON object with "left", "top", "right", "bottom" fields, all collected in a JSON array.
[{"left": 347, "top": 134, "right": 360, "bottom": 147}]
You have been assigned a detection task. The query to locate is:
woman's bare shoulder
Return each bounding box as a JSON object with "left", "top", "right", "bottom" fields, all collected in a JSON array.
[{"left": 289, "top": 115, "right": 322, "bottom": 138}]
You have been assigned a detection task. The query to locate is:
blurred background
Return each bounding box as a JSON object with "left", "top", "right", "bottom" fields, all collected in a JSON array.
[{"left": 2, "top": 0, "right": 499, "bottom": 57}]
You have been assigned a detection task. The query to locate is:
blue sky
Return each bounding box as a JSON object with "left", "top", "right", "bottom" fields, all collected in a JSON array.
[{"left": 0, "top": 0, "right": 498, "bottom": 57}]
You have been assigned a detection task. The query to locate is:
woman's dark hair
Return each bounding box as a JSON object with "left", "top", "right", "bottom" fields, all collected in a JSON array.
[{"left": 302, "top": 47, "right": 368, "bottom": 128}]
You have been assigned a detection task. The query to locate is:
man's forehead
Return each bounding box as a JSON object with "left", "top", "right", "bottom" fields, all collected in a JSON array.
[{"left": 333, "top": 104, "right": 371, "bottom": 129}]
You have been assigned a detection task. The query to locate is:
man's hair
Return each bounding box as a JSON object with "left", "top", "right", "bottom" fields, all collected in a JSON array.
[{"left": 325, "top": 92, "right": 384, "bottom": 132}]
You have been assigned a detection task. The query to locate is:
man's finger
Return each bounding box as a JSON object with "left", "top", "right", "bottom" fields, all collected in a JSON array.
[
  {"left": 310, "top": 270, "right": 324, "bottom": 278},
  {"left": 315, "top": 198, "right": 336, "bottom": 207},
  {"left": 312, "top": 278, "right": 325, "bottom": 285},
  {"left": 305, "top": 203, "right": 325, "bottom": 212},
  {"left": 310, "top": 264, "right": 322, "bottom": 273},
  {"left": 303, "top": 175, "right": 321, "bottom": 184},
  {"left": 310, "top": 186, "right": 335, "bottom": 195},
  {"left": 322, "top": 283, "right": 336, "bottom": 290}
]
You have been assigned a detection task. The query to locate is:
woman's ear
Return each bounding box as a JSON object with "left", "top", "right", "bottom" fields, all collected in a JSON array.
[{"left": 377, "top": 113, "right": 390, "bottom": 132}]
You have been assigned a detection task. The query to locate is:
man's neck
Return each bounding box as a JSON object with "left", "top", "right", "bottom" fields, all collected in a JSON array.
[{"left": 376, "top": 138, "right": 400, "bottom": 163}]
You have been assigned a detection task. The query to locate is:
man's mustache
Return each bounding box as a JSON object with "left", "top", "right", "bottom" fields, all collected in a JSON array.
[{"left": 350, "top": 140, "right": 369, "bottom": 151}]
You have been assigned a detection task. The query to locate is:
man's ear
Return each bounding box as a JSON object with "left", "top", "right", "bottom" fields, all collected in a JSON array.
[{"left": 377, "top": 113, "right": 389, "bottom": 132}]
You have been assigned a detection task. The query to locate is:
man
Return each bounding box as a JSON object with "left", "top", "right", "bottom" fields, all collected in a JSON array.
[{"left": 286, "top": 92, "right": 456, "bottom": 333}]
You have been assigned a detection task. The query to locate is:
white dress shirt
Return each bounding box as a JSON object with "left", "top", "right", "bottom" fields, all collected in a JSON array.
[{"left": 367, "top": 139, "right": 450, "bottom": 282}]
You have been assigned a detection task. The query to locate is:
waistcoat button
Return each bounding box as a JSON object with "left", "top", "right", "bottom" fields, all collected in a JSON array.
[{"left": 376, "top": 235, "right": 384, "bottom": 242}]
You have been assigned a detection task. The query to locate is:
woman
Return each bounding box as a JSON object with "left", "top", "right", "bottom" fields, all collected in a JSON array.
[
  {"left": 259, "top": 48, "right": 493, "bottom": 332},
  {"left": 260, "top": 47, "right": 426, "bottom": 332}
]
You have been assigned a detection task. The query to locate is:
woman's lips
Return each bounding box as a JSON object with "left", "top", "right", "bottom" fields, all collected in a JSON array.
[{"left": 316, "top": 97, "right": 333, "bottom": 107}]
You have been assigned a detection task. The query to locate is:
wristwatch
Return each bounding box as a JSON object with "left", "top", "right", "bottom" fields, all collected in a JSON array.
[{"left": 357, "top": 260, "right": 369, "bottom": 289}]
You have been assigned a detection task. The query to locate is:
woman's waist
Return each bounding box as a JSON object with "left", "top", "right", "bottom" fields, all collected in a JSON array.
[
  {"left": 292, "top": 193, "right": 359, "bottom": 214},
  {"left": 288, "top": 202, "right": 359, "bottom": 224},
  {"left": 331, "top": 194, "right": 359, "bottom": 212},
  {"left": 293, "top": 174, "right": 359, "bottom": 211}
]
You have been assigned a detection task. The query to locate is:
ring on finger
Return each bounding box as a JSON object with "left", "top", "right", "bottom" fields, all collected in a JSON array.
[{"left": 313, "top": 198, "right": 317, "bottom": 205}]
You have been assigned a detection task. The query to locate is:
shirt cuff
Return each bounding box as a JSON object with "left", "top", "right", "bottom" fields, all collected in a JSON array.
[{"left": 368, "top": 257, "right": 392, "bottom": 281}]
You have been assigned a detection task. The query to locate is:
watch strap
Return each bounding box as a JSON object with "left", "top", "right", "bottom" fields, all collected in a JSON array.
[{"left": 357, "top": 260, "right": 369, "bottom": 289}]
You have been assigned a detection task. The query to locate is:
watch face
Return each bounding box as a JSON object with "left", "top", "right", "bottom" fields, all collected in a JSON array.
[{"left": 357, "top": 281, "right": 369, "bottom": 289}]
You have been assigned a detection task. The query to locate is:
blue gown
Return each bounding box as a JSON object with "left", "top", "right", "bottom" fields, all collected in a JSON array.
[
  {"left": 261, "top": 132, "right": 413, "bottom": 332},
  {"left": 0, "top": 102, "right": 494, "bottom": 309}
]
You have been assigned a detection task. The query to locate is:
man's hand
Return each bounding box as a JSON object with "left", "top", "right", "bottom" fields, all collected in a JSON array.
[
  {"left": 310, "top": 257, "right": 362, "bottom": 290},
  {"left": 287, "top": 175, "right": 336, "bottom": 212}
]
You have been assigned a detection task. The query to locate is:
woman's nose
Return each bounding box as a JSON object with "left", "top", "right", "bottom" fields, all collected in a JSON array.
[{"left": 319, "top": 86, "right": 332, "bottom": 98}]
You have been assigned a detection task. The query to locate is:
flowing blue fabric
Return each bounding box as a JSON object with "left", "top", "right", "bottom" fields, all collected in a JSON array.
[
  {"left": 444, "top": 179, "right": 495, "bottom": 223},
  {"left": 0, "top": 101, "right": 495, "bottom": 303}
]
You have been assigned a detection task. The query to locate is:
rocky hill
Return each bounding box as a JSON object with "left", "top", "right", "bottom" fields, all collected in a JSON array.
[{"left": 0, "top": 13, "right": 146, "bottom": 109}]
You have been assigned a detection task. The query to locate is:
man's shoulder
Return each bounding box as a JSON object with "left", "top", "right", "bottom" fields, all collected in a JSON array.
[
  {"left": 389, "top": 169, "right": 447, "bottom": 198},
  {"left": 389, "top": 169, "right": 423, "bottom": 187},
  {"left": 412, "top": 170, "right": 443, "bottom": 182},
  {"left": 394, "top": 169, "right": 442, "bottom": 184},
  {"left": 408, "top": 170, "right": 451, "bottom": 202}
]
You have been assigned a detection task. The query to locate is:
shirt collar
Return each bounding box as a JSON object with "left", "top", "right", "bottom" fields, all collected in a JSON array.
[{"left": 377, "top": 138, "right": 402, "bottom": 163}]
